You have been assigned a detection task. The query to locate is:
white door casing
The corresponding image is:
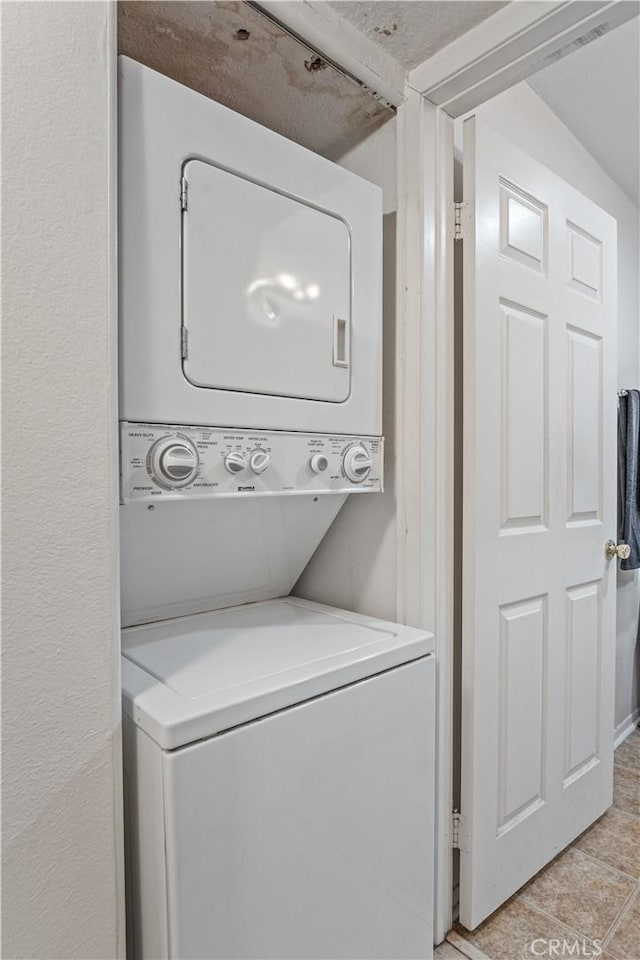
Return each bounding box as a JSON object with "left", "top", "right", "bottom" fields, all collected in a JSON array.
[{"left": 460, "top": 118, "right": 617, "bottom": 929}]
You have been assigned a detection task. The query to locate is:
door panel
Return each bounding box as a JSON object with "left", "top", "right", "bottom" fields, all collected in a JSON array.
[
  {"left": 500, "top": 300, "right": 548, "bottom": 531},
  {"left": 499, "top": 180, "right": 547, "bottom": 273},
  {"left": 460, "top": 118, "right": 617, "bottom": 929},
  {"left": 497, "top": 595, "right": 547, "bottom": 834},
  {"left": 567, "top": 326, "right": 602, "bottom": 522},
  {"left": 564, "top": 581, "right": 601, "bottom": 783}
]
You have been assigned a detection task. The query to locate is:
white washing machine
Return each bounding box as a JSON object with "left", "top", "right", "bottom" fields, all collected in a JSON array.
[{"left": 122, "top": 597, "right": 435, "bottom": 960}]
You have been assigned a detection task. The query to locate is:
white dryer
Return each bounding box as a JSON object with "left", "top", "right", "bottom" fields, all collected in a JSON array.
[
  {"left": 118, "top": 57, "right": 386, "bottom": 628},
  {"left": 122, "top": 597, "right": 435, "bottom": 960},
  {"left": 119, "top": 57, "right": 382, "bottom": 436}
]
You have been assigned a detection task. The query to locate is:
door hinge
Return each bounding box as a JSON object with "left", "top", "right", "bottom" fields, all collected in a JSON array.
[
  {"left": 180, "top": 176, "right": 188, "bottom": 211},
  {"left": 181, "top": 326, "right": 188, "bottom": 360},
  {"left": 452, "top": 810, "right": 462, "bottom": 849},
  {"left": 454, "top": 201, "right": 465, "bottom": 241}
]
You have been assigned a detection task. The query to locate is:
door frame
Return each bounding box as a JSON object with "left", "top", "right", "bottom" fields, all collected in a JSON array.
[{"left": 396, "top": 88, "right": 456, "bottom": 943}]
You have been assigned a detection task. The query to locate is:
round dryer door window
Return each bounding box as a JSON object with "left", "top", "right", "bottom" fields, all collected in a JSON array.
[{"left": 181, "top": 158, "right": 352, "bottom": 403}]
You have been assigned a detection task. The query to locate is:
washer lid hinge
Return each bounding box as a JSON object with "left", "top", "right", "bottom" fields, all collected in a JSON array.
[
  {"left": 180, "top": 175, "right": 188, "bottom": 211},
  {"left": 181, "top": 326, "right": 189, "bottom": 360},
  {"left": 454, "top": 201, "right": 466, "bottom": 241},
  {"left": 452, "top": 809, "right": 463, "bottom": 849}
]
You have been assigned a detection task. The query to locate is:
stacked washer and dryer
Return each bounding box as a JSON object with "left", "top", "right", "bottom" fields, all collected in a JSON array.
[{"left": 119, "top": 57, "right": 435, "bottom": 960}]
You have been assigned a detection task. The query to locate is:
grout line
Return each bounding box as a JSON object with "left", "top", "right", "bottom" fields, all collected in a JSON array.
[
  {"left": 602, "top": 884, "right": 639, "bottom": 958},
  {"left": 601, "top": 881, "right": 639, "bottom": 948},
  {"left": 514, "top": 896, "right": 605, "bottom": 947},
  {"left": 446, "top": 929, "right": 493, "bottom": 960},
  {"left": 614, "top": 758, "right": 640, "bottom": 776},
  {"left": 516, "top": 839, "right": 640, "bottom": 950},
  {"left": 610, "top": 809, "right": 640, "bottom": 822},
  {"left": 611, "top": 801, "right": 640, "bottom": 819},
  {"left": 457, "top": 898, "right": 605, "bottom": 959},
  {"left": 435, "top": 944, "right": 469, "bottom": 960},
  {"left": 567, "top": 845, "right": 640, "bottom": 885},
  {"left": 589, "top": 805, "right": 640, "bottom": 823},
  {"left": 518, "top": 877, "right": 638, "bottom": 948}
]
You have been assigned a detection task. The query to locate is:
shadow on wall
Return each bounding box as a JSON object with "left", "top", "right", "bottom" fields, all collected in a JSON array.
[
  {"left": 617, "top": 567, "right": 640, "bottom": 730},
  {"left": 293, "top": 213, "right": 398, "bottom": 622},
  {"left": 1, "top": 737, "right": 121, "bottom": 958}
]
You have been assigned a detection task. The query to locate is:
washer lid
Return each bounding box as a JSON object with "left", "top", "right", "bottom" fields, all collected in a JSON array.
[{"left": 122, "top": 597, "right": 433, "bottom": 749}]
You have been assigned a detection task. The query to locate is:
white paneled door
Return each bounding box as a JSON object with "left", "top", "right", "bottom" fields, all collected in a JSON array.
[{"left": 460, "top": 118, "right": 618, "bottom": 929}]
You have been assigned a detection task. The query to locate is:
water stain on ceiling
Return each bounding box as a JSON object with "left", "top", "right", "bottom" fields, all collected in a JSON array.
[{"left": 118, "top": 1, "right": 395, "bottom": 160}]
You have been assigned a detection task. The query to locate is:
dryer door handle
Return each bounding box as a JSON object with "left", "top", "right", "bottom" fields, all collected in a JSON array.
[{"left": 333, "top": 316, "right": 350, "bottom": 368}]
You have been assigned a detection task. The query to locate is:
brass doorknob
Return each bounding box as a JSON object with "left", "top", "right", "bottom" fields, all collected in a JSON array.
[{"left": 605, "top": 540, "right": 631, "bottom": 560}]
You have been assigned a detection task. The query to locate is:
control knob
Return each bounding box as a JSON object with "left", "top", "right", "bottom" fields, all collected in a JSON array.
[
  {"left": 224, "top": 451, "right": 248, "bottom": 474},
  {"left": 309, "top": 454, "right": 329, "bottom": 474},
  {"left": 250, "top": 450, "right": 271, "bottom": 474},
  {"left": 342, "top": 444, "right": 372, "bottom": 483},
  {"left": 149, "top": 436, "right": 199, "bottom": 489}
]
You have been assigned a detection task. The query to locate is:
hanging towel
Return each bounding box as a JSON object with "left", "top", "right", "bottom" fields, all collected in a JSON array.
[{"left": 618, "top": 389, "right": 640, "bottom": 570}]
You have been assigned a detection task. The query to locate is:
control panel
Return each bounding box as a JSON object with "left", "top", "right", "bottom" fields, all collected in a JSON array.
[{"left": 121, "top": 423, "right": 383, "bottom": 503}]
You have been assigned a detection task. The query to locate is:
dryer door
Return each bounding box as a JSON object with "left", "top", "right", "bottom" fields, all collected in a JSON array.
[{"left": 182, "top": 159, "right": 351, "bottom": 403}]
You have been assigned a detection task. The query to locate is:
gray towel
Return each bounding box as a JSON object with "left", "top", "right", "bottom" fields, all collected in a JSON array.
[{"left": 618, "top": 389, "right": 640, "bottom": 570}]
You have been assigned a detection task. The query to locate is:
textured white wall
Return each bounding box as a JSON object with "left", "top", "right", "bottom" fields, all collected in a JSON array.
[
  {"left": 1, "top": 3, "right": 123, "bottom": 957},
  {"left": 457, "top": 82, "right": 640, "bottom": 732}
]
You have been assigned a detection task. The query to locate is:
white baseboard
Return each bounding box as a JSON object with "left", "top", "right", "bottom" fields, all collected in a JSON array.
[{"left": 614, "top": 709, "right": 640, "bottom": 749}]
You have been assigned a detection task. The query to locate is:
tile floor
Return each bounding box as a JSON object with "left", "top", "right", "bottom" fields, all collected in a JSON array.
[{"left": 436, "top": 728, "right": 640, "bottom": 960}]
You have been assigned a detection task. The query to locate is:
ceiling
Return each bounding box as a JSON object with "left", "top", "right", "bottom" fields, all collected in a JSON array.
[
  {"left": 327, "top": 0, "right": 508, "bottom": 70},
  {"left": 118, "top": 1, "right": 393, "bottom": 161},
  {"left": 118, "top": 0, "right": 640, "bottom": 199},
  {"left": 117, "top": 0, "right": 509, "bottom": 160},
  {"left": 528, "top": 16, "right": 640, "bottom": 206}
]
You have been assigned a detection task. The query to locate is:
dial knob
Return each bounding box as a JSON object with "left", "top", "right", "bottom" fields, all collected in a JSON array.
[
  {"left": 224, "top": 451, "right": 248, "bottom": 474},
  {"left": 310, "top": 453, "right": 329, "bottom": 474},
  {"left": 250, "top": 450, "right": 271, "bottom": 474},
  {"left": 149, "top": 437, "right": 199, "bottom": 489},
  {"left": 343, "top": 444, "right": 372, "bottom": 483}
]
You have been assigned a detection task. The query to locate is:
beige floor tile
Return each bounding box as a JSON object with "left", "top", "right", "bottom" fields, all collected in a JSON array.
[
  {"left": 518, "top": 847, "right": 636, "bottom": 942},
  {"left": 604, "top": 887, "right": 640, "bottom": 960},
  {"left": 574, "top": 808, "right": 640, "bottom": 878},
  {"left": 455, "top": 899, "right": 595, "bottom": 960},
  {"left": 615, "top": 732, "right": 640, "bottom": 773},
  {"left": 435, "top": 942, "right": 469, "bottom": 959},
  {"left": 614, "top": 764, "right": 640, "bottom": 817}
]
